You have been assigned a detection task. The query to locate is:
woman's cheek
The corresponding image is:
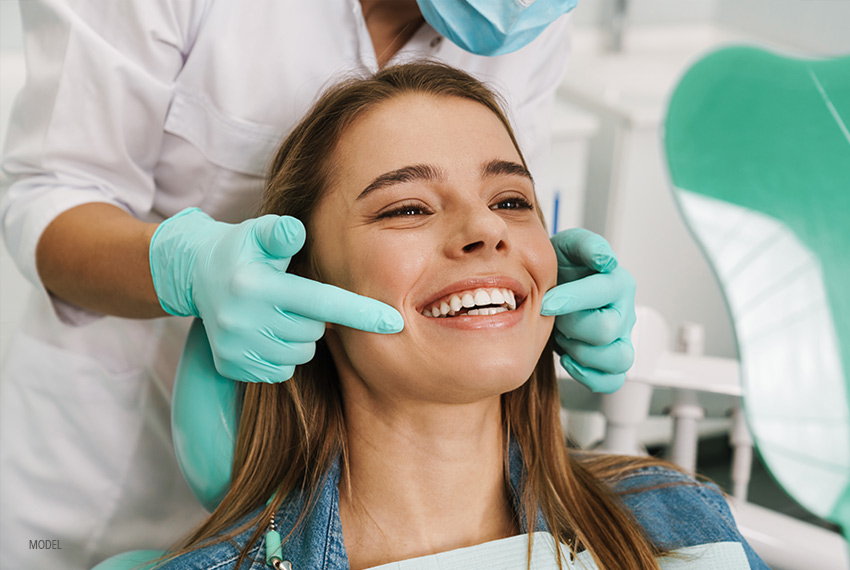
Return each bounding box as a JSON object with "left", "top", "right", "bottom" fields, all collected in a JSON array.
[
  {"left": 353, "top": 231, "right": 434, "bottom": 303},
  {"left": 523, "top": 229, "right": 558, "bottom": 291},
  {"left": 542, "top": 244, "right": 558, "bottom": 290}
]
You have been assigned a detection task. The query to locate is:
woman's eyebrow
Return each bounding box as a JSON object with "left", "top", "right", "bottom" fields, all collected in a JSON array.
[
  {"left": 481, "top": 159, "right": 534, "bottom": 185},
  {"left": 357, "top": 164, "right": 445, "bottom": 200}
]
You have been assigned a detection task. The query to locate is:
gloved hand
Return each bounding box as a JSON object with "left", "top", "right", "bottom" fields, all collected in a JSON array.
[
  {"left": 149, "top": 208, "right": 404, "bottom": 383},
  {"left": 541, "top": 229, "right": 636, "bottom": 393}
]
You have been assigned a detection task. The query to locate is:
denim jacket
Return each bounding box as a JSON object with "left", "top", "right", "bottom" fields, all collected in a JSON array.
[{"left": 158, "top": 449, "right": 769, "bottom": 570}]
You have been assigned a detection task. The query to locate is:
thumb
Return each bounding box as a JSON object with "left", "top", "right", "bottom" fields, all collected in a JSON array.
[
  {"left": 253, "top": 215, "right": 306, "bottom": 259},
  {"left": 551, "top": 228, "right": 618, "bottom": 274}
]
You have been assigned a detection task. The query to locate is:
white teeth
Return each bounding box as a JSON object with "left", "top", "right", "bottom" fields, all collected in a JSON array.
[
  {"left": 423, "top": 286, "right": 520, "bottom": 317},
  {"left": 466, "top": 307, "right": 508, "bottom": 316},
  {"left": 490, "top": 289, "right": 505, "bottom": 305},
  {"left": 473, "top": 289, "right": 491, "bottom": 306},
  {"left": 469, "top": 306, "right": 509, "bottom": 316}
]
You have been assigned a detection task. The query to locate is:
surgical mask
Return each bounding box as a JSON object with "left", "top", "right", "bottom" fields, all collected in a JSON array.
[{"left": 416, "top": 0, "right": 577, "bottom": 56}]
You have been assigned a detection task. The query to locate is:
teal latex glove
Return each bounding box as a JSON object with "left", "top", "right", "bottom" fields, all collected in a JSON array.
[
  {"left": 541, "top": 229, "right": 636, "bottom": 393},
  {"left": 149, "top": 208, "right": 404, "bottom": 383}
]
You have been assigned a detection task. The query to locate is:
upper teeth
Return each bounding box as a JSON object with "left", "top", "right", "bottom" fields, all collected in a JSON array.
[{"left": 422, "top": 288, "right": 518, "bottom": 318}]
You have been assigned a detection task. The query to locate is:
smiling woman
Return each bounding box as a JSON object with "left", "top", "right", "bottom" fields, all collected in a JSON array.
[
  {"left": 156, "top": 63, "right": 767, "bottom": 570},
  {"left": 310, "top": 90, "right": 556, "bottom": 407}
]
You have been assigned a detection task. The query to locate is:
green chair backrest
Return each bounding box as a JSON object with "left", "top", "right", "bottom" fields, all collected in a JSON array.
[
  {"left": 171, "top": 318, "right": 238, "bottom": 512},
  {"left": 664, "top": 45, "right": 850, "bottom": 541}
]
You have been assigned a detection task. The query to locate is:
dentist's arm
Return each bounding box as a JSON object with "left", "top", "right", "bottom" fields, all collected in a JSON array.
[
  {"left": 37, "top": 203, "right": 165, "bottom": 318},
  {"left": 541, "top": 229, "right": 636, "bottom": 393},
  {"left": 37, "top": 203, "right": 403, "bottom": 383}
]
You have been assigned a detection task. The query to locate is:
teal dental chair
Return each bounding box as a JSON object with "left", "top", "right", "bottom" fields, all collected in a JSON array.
[
  {"left": 664, "top": 45, "right": 850, "bottom": 552},
  {"left": 92, "top": 319, "right": 238, "bottom": 569}
]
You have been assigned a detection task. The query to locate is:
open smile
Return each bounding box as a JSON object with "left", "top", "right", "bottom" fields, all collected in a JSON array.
[
  {"left": 421, "top": 287, "right": 520, "bottom": 318},
  {"left": 415, "top": 277, "right": 529, "bottom": 329}
]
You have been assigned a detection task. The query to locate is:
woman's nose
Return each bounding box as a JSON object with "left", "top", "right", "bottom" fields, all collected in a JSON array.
[{"left": 446, "top": 203, "right": 510, "bottom": 258}]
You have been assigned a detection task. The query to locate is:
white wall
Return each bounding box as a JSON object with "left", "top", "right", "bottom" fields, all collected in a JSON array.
[
  {"left": 716, "top": 0, "right": 850, "bottom": 56},
  {"left": 0, "top": 0, "right": 23, "bottom": 51},
  {"left": 573, "top": 0, "right": 850, "bottom": 54},
  {"left": 571, "top": 0, "right": 718, "bottom": 27},
  {"left": 572, "top": 0, "right": 850, "bottom": 55}
]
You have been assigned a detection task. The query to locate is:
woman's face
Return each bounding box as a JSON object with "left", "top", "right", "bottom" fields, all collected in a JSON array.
[{"left": 311, "top": 93, "right": 556, "bottom": 404}]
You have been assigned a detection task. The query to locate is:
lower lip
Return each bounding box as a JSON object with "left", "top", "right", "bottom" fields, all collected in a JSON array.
[{"left": 418, "top": 300, "right": 527, "bottom": 330}]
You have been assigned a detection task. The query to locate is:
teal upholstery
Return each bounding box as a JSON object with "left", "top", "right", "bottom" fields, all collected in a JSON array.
[
  {"left": 664, "top": 46, "right": 850, "bottom": 542},
  {"left": 90, "top": 549, "right": 166, "bottom": 570},
  {"left": 171, "top": 318, "right": 238, "bottom": 513}
]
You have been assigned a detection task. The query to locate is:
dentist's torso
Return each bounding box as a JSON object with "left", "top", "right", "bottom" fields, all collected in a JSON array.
[{"left": 0, "top": 2, "right": 570, "bottom": 568}]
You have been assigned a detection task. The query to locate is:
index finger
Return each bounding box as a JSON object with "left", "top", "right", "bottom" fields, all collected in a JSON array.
[{"left": 278, "top": 274, "right": 404, "bottom": 334}]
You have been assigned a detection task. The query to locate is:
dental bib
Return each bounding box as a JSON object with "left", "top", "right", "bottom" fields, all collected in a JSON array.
[{"left": 366, "top": 532, "right": 751, "bottom": 570}]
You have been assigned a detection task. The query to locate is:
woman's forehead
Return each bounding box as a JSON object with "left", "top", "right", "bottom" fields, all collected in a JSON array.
[
  {"left": 350, "top": 92, "right": 503, "bottom": 133},
  {"left": 331, "top": 94, "right": 521, "bottom": 182}
]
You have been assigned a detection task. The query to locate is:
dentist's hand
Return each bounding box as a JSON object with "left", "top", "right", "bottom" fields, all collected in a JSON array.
[
  {"left": 149, "top": 208, "right": 404, "bottom": 383},
  {"left": 541, "top": 229, "right": 636, "bottom": 393}
]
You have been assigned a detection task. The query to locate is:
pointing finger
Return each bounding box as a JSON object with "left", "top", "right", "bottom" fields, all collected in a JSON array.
[{"left": 278, "top": 275, "right": 404, "bottom": 334}]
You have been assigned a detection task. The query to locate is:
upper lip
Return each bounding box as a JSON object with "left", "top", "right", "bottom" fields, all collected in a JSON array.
[{"left": 416, "top": 276, "right": 528, "bottom": 313}]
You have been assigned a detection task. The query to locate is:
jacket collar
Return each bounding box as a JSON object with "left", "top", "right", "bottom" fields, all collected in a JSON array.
[{"left": 273, "top": 438, "right": 546, "bottom": 569}]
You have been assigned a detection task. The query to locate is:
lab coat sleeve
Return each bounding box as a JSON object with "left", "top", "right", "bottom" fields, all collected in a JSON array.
[{"left": 0, "top": 0, "right": 211, "bottom": 324}]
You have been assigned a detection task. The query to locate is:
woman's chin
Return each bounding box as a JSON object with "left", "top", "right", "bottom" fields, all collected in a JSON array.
[
  {"left": 421, "top": 361, "right": 537, "bottom": 403},
  {"left": 342, "top": 356, "right": 537, "bottom": 406},
  {"left": 331, "top": 321, "right": 551, "bottom": 406}
]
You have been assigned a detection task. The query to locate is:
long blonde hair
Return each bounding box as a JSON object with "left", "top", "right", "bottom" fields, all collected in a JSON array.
[{"left": 172, "top": 62, "right": 689, "bottom": 570}]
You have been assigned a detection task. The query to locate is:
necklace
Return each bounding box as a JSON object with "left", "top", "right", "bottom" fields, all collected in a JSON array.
[{"left": 265, "top": 509, "right": 291, "bottom": 569}]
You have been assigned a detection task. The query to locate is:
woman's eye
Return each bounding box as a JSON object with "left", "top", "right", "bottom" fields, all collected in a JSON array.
[
  {"left": 492, "top": 196, "right": 534, "bottom": 211},
  {"left": 376, "top": 203, "right": 432, "bottom": 219}
]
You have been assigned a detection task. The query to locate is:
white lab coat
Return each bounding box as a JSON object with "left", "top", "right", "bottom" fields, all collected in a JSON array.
[{"left": 0, "top": 1, "right": 570, "bottom": 568}]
